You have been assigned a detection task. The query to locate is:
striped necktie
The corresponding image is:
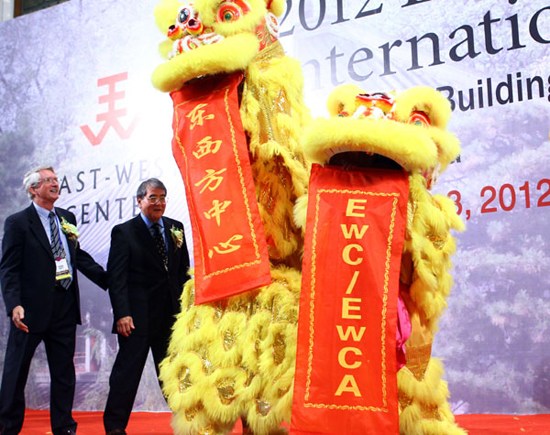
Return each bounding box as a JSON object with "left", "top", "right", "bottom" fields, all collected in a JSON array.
[
  {"left": 49, "top": 212, "right": 71, "bottom": 289},
  {"left": 152, "top": 223, "right": 168, "bottom": 271}
]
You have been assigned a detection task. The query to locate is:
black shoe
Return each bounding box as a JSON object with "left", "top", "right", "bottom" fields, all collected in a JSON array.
[
  {"left": 54, "top": 429, "right": 76, "bottom": 435},
  {"left": 106, "top": 430, "right": 127, "bottom": 435}
]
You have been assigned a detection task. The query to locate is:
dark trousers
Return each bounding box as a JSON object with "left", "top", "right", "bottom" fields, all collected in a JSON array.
[
  {"left": 103, "top": 318, "right": 172, "bottom": 432},
  {"left": 0, "top": 290, "right": 77, "bottom": 435}
]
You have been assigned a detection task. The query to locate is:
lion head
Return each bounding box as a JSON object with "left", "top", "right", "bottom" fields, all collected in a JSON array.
[
  {"left": 303, "top": 84, "right": 460, "bottom": 189},
  {"left": 152, "top": 0, "right": 285, "bottom": 92}
]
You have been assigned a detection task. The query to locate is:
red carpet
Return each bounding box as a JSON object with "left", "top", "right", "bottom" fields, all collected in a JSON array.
[
  {"left": 21, "top": 410, "right": 241, "bottom": 434},
  {"left": 20, "top": 410, "right": 550, "bottom": 434},
  {"left": 455, "top": 414, "right": 550, "bottom": 434}
]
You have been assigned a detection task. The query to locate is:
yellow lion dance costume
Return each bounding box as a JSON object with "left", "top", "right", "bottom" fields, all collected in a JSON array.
[
  {"left": 151, "top": 1, "right": 465, "bottom": 434},
  {"left": 297, "top": 86, "right": 465, "bottom": 434}
]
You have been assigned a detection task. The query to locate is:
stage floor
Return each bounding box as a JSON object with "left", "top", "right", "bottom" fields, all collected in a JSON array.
[{"left": 20, "top": 410, "right": 550, "bottom": 434}]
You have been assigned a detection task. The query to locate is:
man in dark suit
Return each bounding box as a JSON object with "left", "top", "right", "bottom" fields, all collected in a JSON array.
[
  {"left": 0, "top": 165, "right": 108, "bottom": 435},
  {"left": 103, "top": 178, "right": 190, "bottom": 435}
]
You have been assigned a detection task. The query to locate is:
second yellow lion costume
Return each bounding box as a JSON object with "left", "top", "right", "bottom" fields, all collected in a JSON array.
[{"left": 297, "top": 85, "right": 466, "bottom": 434}]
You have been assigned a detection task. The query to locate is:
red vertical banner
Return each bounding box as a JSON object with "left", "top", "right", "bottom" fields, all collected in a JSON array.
[
  {"left": 291, "top": 164, "right": 409, "bottom": 434},
  {"left": 170, "top": 73, "right": 272, "bottom": 304}
]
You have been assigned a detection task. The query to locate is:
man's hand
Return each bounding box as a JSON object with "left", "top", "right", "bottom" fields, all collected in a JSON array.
[
  {"left": 11, "top": 305, "right": 29, "bottom": 333},
  {"left": 116, "top": 316, "right": 135, "bottom": 337}
]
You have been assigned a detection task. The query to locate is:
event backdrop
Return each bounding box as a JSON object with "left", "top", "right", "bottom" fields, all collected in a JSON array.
[{"left": 0, "top": 0, "right": 548, "bottom": 415}]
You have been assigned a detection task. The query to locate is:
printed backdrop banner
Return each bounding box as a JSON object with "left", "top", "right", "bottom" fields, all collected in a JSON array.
[{"left": 0, "top": 0, "right": 549, "bottom": 415}]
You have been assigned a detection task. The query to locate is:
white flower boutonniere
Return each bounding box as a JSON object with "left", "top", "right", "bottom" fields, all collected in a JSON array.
[
  {"left": 60, "top": 217, "right": 79, "bottom": 242},
  {"left": 170, "top": 226, "right": 184, "bottom": 249}
]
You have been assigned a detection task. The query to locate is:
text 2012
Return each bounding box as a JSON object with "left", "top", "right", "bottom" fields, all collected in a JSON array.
[{"left": 447, "top": 179, "right": 550, "bottom": 220}]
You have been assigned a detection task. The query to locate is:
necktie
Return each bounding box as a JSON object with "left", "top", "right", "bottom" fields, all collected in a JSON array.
[
  {"left": 49, "top": 211, "right": 71, "bottom": 289},
  {"left": 152, "top": 223, "right": 168, "bottom": 271}
]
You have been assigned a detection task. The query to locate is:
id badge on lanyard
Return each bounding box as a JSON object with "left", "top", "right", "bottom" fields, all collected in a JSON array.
[{"left": 55, "top": 257, "right": 71, "bottom": 281}]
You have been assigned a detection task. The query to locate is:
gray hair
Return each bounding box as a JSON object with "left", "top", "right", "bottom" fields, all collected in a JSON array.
[
  {"left": 136, "top": 178, "right": 167, "bottom": 199},
  {"left": 23, "top": 165, "right": 55, "bottom": 199}
]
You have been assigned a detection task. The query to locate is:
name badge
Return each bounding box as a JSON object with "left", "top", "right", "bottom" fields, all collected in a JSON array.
[{"left": 55, "top": 258, "right": 72, "bottom": 281}]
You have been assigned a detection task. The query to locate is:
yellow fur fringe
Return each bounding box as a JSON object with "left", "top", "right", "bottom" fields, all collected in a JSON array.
[
  {"left": 160, "top": 266, "right": 301, "bottom": 435},
  {"left": 239, "top": 42, "right": 310, "bottom": 262},
  {"left": 398, "top": 358, "right": 467, "bottom": 435},
  {"left": 405, "top": 174, "right": 464, "bottom": 332}
]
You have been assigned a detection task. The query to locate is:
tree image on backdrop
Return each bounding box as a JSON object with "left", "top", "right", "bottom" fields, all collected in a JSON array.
[{"left": 436, "top": 104, "right": 550, "bottom": 414}]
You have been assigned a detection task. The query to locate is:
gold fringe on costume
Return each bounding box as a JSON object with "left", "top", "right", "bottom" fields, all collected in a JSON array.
[
  {"left": 398, "top": 358, "right": 466, "bottom": 435},
  {"left": 160, "top": 265, "right": 301, "bottom": 435},
  {"left": 405, "top": 174, "right": 464, "bottom": 333},
  {"left": 241, "top": 42, "right": 310, "bottom": 263},
  {"left": 399, "top": 174, "right": 465, "bottom": 434}
]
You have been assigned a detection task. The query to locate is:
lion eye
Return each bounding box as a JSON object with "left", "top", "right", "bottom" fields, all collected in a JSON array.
[
  {"left": 216, "top": 1, "right": 250, "bottom": 23},
  {"left": 178, "top": 7, "right": 192, "bottom": 25},
  {"left": 218, "top": 4, "right": 239, "bottom": 21},
  {"left": 409, "top": 111, "right": 431, "bottom": 127}
]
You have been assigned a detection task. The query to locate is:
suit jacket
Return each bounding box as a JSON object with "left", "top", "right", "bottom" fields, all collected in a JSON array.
[
  {"left": 107, "top": 215, "right": 190, "bottom": 334},
  {"left": 0, "top": 204, "right": 107, "bottom": 332}
]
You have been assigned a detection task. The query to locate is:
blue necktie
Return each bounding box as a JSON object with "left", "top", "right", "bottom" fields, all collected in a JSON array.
[{"left": 49, "top": 212, "right": 71, "bottom": 289}]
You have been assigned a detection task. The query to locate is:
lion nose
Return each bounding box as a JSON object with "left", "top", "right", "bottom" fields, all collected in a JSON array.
[
  {"left": 186, "top": 18, "right": 204, "bottom": 36},
  {"left": 167, "top": 24, "right": 183, "bottom": 40}
]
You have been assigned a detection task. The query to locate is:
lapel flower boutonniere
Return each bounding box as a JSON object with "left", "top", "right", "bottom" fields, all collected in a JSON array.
[
  {"left": 170, "top": 226, "right": 184, "bottom": 249},
  {"left": 60, "top": 217, "right": 79, "bottom": 242}
]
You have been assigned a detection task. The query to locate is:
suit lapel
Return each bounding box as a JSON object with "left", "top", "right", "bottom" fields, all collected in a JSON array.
[{"left": 27, "top": 205, "right": 54, "bottom": 258}]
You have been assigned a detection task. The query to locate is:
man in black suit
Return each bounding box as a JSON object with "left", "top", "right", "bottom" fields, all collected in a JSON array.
[
  {"left": 103, "top": 178, "right": 190, "bottom": 435},
  {"left": 0, "top": 165, "right": 108, "bottom": 435}
]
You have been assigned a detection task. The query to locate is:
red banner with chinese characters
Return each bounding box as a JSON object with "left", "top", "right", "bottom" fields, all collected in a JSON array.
[
  {"left": 291, "top": 164, "right": 409, "bottom": 434},
  {"left": 170, "top": 73, "right": 272, "bottom": 304}
]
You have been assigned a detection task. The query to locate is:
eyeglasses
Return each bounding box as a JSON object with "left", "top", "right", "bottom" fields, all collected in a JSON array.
[
  {"left": 39, "top": 177, "right": 59, "bottom": 184},
  {"left": 145, "top": 195, "right": 167, "bottom": 204}
]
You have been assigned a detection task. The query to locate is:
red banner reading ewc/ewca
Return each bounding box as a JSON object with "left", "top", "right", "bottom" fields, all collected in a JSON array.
[
  {"left": 291, "top": 164, "right": 409, "bottom": 434},
  {"left": 170, "top": 73, "right": 272, "bottom": 304}
]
